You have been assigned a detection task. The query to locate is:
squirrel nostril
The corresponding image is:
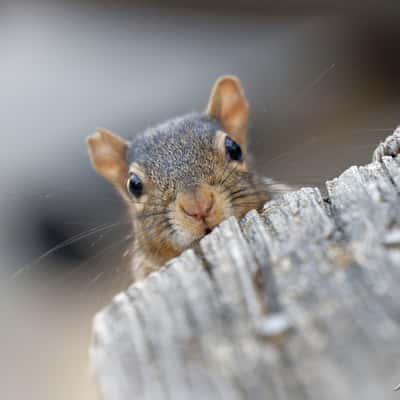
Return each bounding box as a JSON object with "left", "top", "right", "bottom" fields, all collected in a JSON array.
[
  {"left": 180, "top": 204, "right": 203, "bottom": 220},
  {"left": 180, "top": 203, "right": 198, "bottom": 219}
]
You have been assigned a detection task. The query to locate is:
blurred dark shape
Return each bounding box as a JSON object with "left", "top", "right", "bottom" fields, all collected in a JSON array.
[{"left": 35, "top": 211, "right": 93, "bottom": 263}]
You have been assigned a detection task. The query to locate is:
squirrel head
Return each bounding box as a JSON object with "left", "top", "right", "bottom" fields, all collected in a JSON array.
[{"left": 87, "top": 76, "right": 269, "bottom": 266}]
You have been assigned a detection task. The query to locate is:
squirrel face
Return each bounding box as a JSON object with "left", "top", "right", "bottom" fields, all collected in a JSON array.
[{"left": 87, "top": 76, "right": 270, "bottom": 266}]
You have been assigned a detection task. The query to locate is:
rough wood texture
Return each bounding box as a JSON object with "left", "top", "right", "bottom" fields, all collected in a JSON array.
[{"left": 91, "top": 130, "right": 400, "bottom": 400}]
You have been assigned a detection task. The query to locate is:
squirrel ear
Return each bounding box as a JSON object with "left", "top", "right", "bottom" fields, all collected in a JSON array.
[
  {"left": 206, "top": 75, "right": 249, "bottom": 150},
  {"left": 87, "top": 128, "right": 129, "bottom": 189}
]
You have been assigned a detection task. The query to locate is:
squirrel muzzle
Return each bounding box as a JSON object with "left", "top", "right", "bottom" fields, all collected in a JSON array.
[{"left": 173, "top": 183, "right": 230, "bottom": 240}]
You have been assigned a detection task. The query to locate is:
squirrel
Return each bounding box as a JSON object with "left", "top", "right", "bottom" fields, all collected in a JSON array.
[{"left": 87, "top": 76, "right": 291, "bottom": 281}]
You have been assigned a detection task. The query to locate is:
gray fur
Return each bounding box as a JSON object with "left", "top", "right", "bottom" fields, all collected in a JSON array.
[{"left": 128, "top": 113, "right": 221, "bottom": 192}]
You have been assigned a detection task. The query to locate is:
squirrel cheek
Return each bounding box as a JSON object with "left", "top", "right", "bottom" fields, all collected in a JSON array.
[
  {"left": 204, "top": 193, "right": 232, "bottom": 228},
  {"left": 128, "top": 193, "right": 148, "bottom": 214}
]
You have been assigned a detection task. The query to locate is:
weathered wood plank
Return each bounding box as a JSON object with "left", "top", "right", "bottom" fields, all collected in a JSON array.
[{"left": 91, "top": 130, "right": 400, "bottom": 400}]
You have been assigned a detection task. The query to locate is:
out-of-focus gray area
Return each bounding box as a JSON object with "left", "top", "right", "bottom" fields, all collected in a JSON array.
[{"left": 1, "top": 1, "right": 400, "bottom": 399}]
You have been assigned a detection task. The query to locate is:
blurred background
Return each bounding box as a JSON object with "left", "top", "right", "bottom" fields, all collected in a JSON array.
[{"left": 1, "top": 0, "right": 400, "bottom": 399}]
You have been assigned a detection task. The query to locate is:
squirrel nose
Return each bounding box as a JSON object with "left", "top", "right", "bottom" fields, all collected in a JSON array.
[{"left": 178, "top": 188, "right": 215, "bottom": 221}]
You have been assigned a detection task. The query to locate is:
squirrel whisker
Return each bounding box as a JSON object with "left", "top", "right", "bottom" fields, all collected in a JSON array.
[
  {"left": 134, "top": 210, "right": 170, "bottom": 221},
  {"left": 129, "top": 199, "right": 166, "bottom": 208},
  {"left": 219, "top": 163, "right": 241, "bottom": 187},
  {"left": 9, "top": 221, "right": 132, "bottom": 280},
  {"left": 221, "top": 171, "right": 256, "bottom": 192},
  {"left": 218, "top": 161, "right": 235, "bottom": 186},
  {"left": 56, "top": 232, "right": 135, "bottom": 286},
  {"left": 139, "top": 218, "right": 172, "bottom": 240},
  {"left": 230, "top": 190, "right": 270, "bottom": 202}
]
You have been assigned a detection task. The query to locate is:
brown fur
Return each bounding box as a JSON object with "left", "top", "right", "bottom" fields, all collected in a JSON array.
[{"left": 87, "top": 76, "right": 290, "bottom": 282}]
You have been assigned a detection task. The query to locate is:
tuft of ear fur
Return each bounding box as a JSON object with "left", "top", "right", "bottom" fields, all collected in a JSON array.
[
  {"left": 87, "top": 128, "right": 129, "bottom": 190},
  {"left": 206, "top": 75, "right": 249, "bottom": 150}
]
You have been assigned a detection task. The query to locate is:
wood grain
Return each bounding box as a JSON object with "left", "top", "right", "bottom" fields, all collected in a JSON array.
[{"left": 91, "top": 130, "right": 400, "bottom": 400}]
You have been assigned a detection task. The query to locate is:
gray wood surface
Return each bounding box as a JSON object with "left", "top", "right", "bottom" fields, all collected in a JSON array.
[{"left": 91, "top": 130, "right": 400, "bottom": 400}]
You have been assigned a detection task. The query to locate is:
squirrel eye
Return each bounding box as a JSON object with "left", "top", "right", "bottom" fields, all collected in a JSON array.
[
  {"left": 224, "top": 136, "right": 243, "bottom": 161},
  {"left": 127, "top": 174, "right": 143, "bottom": 198}
]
